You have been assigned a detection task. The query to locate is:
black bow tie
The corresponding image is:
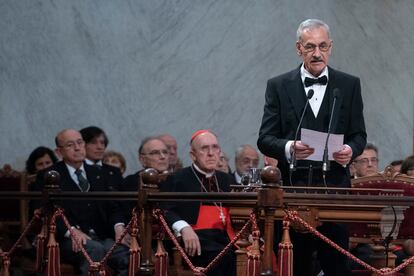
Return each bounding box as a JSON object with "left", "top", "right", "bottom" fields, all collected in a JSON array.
[{"left": 304, "top": 75, "right": 328, "bottom": 87}]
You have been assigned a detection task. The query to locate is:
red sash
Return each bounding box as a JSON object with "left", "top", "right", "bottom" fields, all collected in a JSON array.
[{"left": 191, "top": 205, "right": 235, "bottom": 240}]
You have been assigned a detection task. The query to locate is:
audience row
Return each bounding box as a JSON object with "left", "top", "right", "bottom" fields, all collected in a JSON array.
[{"left": 23, "top": 126, "right": 414, "bottom": 275}]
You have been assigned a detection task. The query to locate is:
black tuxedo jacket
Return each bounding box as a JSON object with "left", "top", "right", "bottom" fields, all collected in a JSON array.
[
  {"left": 32, "top": 161, "right": 123, "bottom": 240},
  {"left": 159, "top": 166, "right": 233, "bottom": 227},
  {"left": 257, "top": 66, "right": 367, "bottom": 186}
]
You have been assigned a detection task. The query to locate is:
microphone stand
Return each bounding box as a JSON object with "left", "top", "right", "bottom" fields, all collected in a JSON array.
[
  {"left": 322, "top": 88, "right": 340, "bottom": 186},
  {"left": 307, "top": 164, "right": 313, "bottom": 187},
  {"left": 289, "top": 89, "right": 314, "bottom": 186}
]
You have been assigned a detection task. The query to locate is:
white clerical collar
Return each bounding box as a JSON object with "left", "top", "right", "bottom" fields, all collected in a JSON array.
[
  {"left": 85, "top": 159, "right": 103, "bottom": 166},
  {"left": 192, "top": 163, "right": 215, "bottom": 178},
  {"left": 300, "top": 63, "right": 329, "bottom": 81}
]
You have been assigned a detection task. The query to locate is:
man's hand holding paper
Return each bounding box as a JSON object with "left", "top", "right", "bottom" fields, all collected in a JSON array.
[
  {"left": 292, "top": 141, "right": 315, "bottom": 160},
  {"left": 333, "top": 145, "right": 353, "bottom": 165},
  {"left": 300, "top": 128, "right": 344, "bottom": 162}
]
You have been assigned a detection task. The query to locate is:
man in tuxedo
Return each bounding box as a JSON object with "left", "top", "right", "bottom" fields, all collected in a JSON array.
[
  {"left": 160, "top": 130, "right": 236, "bottom": 276},
  {"left": 80, "top": 126, "right": 123, "bottom": 191},
  {"left": 33, "top": 129, "right": 128, "bottom": 275},
  {"left": 257, "top": 19, "right": 367, "bottom": 276}
]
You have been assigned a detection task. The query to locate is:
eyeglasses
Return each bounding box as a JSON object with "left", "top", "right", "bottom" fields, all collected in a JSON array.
[
  {"left": 240, "top": 158, "right": 259, "bottom": 166},
  {"left": 59, "top": 139, "right": 85, "bottom": 150},
  {"left": 197, "top": 144, "right": 221, "bottom": 154},
  {"left": 300, "top": 42, "right": 331, "bottom": 53},
  {"left": 354, "top": 157, "right": 379, "bottom": 165},
  {"left": 141, "top": 149, "right": 169, "bottom": 157}
]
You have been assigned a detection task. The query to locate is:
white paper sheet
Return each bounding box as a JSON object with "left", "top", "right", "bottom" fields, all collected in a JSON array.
[{"left": 300, "top": 128, "right": 344, "bottom": 161}]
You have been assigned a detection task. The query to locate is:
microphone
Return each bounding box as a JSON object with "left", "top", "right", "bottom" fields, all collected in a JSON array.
[
  {"left": 290, "top": 89, "right": 314, "bottom": 173},
  {"left": 322, "top": 88, "right": 340, "bottom": 172}
]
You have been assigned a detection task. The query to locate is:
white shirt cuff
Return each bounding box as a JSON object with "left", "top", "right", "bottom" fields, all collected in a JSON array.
[
  {"left": 285, "top": 140, "right": 294, "bottom": 161},
  {"left": 65, "top": 225, "right": 79, "bottom": 238},
  {"left": 172, "top": 220, "right": 190, "bottom": 237},
  {"left": 114, "top": 223, "right": 125, "bottom": 230}
]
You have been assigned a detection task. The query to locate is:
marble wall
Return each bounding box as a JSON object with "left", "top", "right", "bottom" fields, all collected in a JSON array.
[{"left": 1, "top": 0, "right": 413, "bottom": 175}]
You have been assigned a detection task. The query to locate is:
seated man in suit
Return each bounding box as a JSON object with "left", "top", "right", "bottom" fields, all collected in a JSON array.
[
  {"left": 352, "top": 143, "right": 379, "bottom": 178},
  {"left": 160, "top": 130, "right": 236, "bottom": 276},
  {"left": 158, "top": 133, "right": 183, "bottom": 172},
  {"left": 80, "top": 126, "right": 123, "bottom": 191},
  {"left": 121, "top": 136, "right": 169, "bottom": 192},
  {"left": 32, "top": 128, "right": 128, "bottom": 276},
  {"left": 120, "top": 137, "right": 169, "bottom": 223},
  {"left": 233, "top": 144, "right": 260, "bottom": 184}
]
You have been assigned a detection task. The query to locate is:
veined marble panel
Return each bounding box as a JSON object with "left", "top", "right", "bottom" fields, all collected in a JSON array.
[{"left": 0, "top": 0, "right": 413, "bottom": 175}]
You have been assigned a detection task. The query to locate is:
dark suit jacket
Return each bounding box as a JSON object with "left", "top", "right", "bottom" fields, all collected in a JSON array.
[
  {"left": 32, "top": 161, "right": 123, "bottom": 240},
  {"left": 159, "top": 166, "right": 233, "bottom": 227},
  {"left": 101, "top": 163, "right": 123, "bottom": 191},
  {"left": 118, "top": 170, "right": 142, "bottom": 223},
  {"left": 120, "top": 171, "right": 141, "bottom": 192},
  {"left": 257, "top": 66, "right": 367, "bottom": 186}
]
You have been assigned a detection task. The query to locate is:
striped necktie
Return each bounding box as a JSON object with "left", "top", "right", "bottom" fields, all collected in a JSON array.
[{"left": 75, "top": 169, "right": 90, "bottom": 192}]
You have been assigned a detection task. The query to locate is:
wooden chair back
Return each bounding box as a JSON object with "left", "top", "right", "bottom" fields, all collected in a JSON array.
[{"left": 351, "top": 166, "right": 414, "bottom": 240}]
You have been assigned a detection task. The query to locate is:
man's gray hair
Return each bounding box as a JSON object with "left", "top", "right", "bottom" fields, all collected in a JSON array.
[
  {"left": 138, "top": 136, "right": 165, "bottom": 154},
  {"left": 365, "top": 142, "right": 378, "bottom": 155},
  {"left": 296, "top": 19, "right": 330, "bottom": 41},
  {"left": 235, "top": 144, "right": 257, "bottom": 160}
]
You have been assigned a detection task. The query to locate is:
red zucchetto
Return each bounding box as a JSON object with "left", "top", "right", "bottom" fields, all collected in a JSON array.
[{"left": 190, "top": 129, "right": 211, "bottom": 145}]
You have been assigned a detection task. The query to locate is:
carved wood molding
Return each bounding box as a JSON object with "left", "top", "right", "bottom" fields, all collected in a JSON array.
[{"left": 352, "top": 165, "right": 414, "bottom": 188}]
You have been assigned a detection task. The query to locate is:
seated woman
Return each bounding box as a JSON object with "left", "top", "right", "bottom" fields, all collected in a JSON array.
[
  {"left": 25, "top": 146, "right": 58, "bottom": 254},
  {"left": 26, "top": 146, "right": 58, "bottom": 175},
  {"left": 103, "top": 150, "right": 127, "bottom": 176}
]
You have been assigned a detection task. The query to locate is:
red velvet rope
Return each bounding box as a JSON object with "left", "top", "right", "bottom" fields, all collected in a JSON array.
[
  {"left": 1, "top": 209, "right": 42, "bottom": 257},
  {"left": 57, "top": 207, "right": 137, "bottom": 273},
  {"left": 100, "top": 210, "right": 138, "bottom": 265},
  {"left": 0, "top": 204, "right": 139, "bottom": 275},
  {"left": 0, "top": 253, "right": 10, "bottom": 276},
  {"left": 0, "top": 208, "right": 43, "bottom": 274},
  {"left": 284, "top": 209, "right": 414, "bottom": 276},
  {"left": 9, "top": 201, "right": 409, "bottom": 276},
  {"left": 152, "top": 208, "right": 256, "bottom": 275}
]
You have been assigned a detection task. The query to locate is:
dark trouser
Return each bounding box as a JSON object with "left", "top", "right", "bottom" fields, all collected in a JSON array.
[
  {"left": 350, "top": 243, "right": 373, "bottom": 270},
  {"left": 60, "top": 237, "right": 129, "bottom": 276},
  {"left": 189, "top": 229, "right": 236, "bottom": 276},
  {"left": 275, "top": 222, "right": 351, "bottom": 276}
]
